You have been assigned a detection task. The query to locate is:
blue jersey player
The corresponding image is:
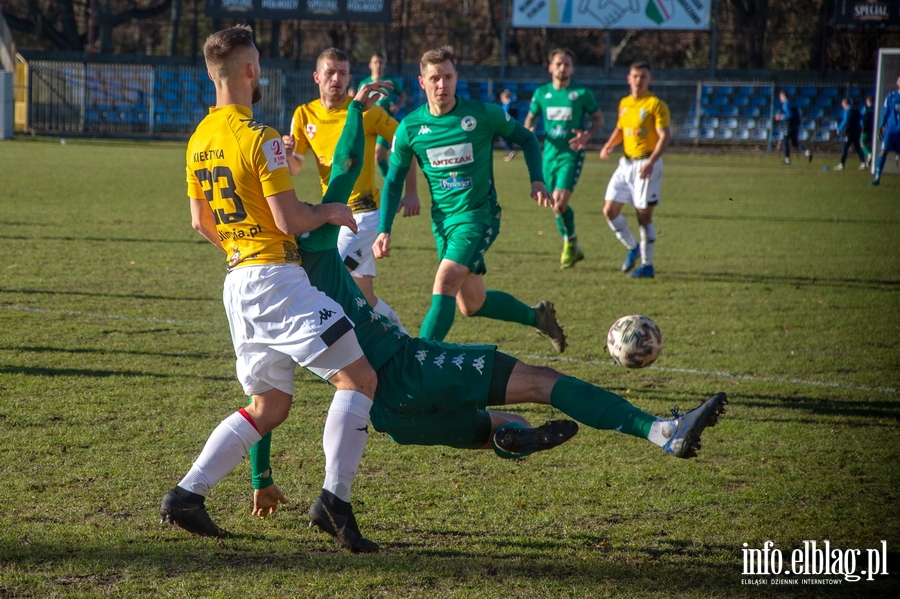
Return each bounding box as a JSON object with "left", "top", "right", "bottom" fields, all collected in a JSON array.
[
  {"left": 872, "top": 76, "right": 900, "bottom": 186},
  {"left": 774, "top": 90, "right": 812, "bottom": 165}
]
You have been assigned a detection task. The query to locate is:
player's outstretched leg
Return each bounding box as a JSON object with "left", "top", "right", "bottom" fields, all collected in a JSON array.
[
  {"left": 532, "top": 300, "right": 567, "bottom": 353},
  {"left": 160, "top": 486, "right": 231, "bottom": 538},
  {"left": 493, "top": 420, "right": 578, "bottom": 455},
  {"left": 649, "top": 393, "right": 729, "bottom": 459},
  {"left": 308, "top": 489, "right": 379, "bottom": 553}
]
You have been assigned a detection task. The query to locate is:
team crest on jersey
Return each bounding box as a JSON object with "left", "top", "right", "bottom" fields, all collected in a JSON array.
[
  {"left": 549, "top": 124, "right": 567, "bottom": 138},
  {"left": 544, "top": 92, "right": 552, "bottom": 98},
  {"left": 568, "top": 91, "right": 579, "bottom": 100},
  {"left": 306, "top": 123, "right": 316, "bottom": 139},
  {"left": 460, "top": 116, "right": 477, "bottom": 131}
]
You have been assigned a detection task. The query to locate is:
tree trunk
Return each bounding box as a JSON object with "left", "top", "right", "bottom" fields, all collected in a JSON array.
[{"left": 168, "top": 0, "right": 182, "bottom": 56}]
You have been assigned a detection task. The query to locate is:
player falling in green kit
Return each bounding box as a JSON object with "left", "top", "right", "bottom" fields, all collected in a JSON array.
[
  {"left": 374, "top": 47, "right": 568, "bottom": 353},
  {"left": 358, "top": 53, "right": 406, "bottom": 178},
  {"left": 525, "top": 48, "right": 603, "bottom": 269},
  {"left": 243, "top": 98, "right": 729, "bottom": 553}
]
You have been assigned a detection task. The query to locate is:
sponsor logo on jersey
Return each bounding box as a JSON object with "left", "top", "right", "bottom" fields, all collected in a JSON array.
[
  {"left": 568, "top": 91, "right": 579, "bottom": 100},
  {"left": 452, "top": 354, "right": 465, "bottom": 369},
  {"left": 472, "top": 355, "right": 485, "bottom": 375},
  {"left": 418, "top": 125, "right": 432, "bottom": 135},
  {"left": 263, "top": 138, "right": 287, "bottom": 171},
  {"left": 460, "top": 116, "right": 477, "bottom": 131},
  {"left": 640, "top": 108, "right": 647, "bottom": 120},
  {"left": 549, "top": 124, "right": 568, "bottom": 138},
  {"left": 545, "top": 92, "right": 552, "bottom": 98},
  {"left": 426, "top": 143, "right": 474, "bottom": 169},
  {"left": 440, "top": 172, "right": 473, "bottom": 190},
  {"left": 306, "top": 123, "right": 316, "bottom": 139},
  {"left": 546, "top": 106, "right": 573, "bottom": 121}
]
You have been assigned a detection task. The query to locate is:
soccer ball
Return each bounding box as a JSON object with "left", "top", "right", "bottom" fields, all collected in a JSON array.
[{"left": 606, "top": 315, "right": 663, "bottom": 368}]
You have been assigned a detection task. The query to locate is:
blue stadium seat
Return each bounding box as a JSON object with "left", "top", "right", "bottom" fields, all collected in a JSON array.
[
  {"left": 751, "top": 128, "right": 771, "bottom": 141},
  {"left": 734, "top": 129, "right": 751, "bottom": 140},
  {"left": 716, "top": 85, "right": 733, "bottom": 96},
  {"left": 737, "top": 86, "right": 755, "bottom": 97},
  {"left": 720, "top": 106, "right": 739, "bottom": 117},
  {"left": 821, "top": 86, "right": 839, "bottom": 97},
  {"left": 702, "top": 106, "right": 720, "bottom": 116},
  {"left": 813, "top": 130, "right": 831, "bottom": 142},
  {"left": 743, "top": 106, "right": 762, "bottom": 118},
  {"left": 684, "top": 116, "right": 700, "bottom": 128},
  {"left": 701, "top": 85, "right": 714, "bottom": 96},
  {"left": 458, "top": 90, "right": 470, "bottom": 100},
  {"left": 802, "top": 119, "right": 817, "bottom": 130},
  {"left": 796, "top": 96, "right": 812, "bottom": 107},
  {"left": 722, "top": 117, "right": 738, "bottom": 129},
  {"left": 752, "top": 95, "right": 769, "bottom": 107},
  {"left": 163, "top": 91, "right": 178, "bottom": 103},
  {"left": 687, "top": 105, "right": 698, "bottom": 116},
  {"left": 848, "top": 87, "right": 861, "bottom": 97},
  {"left": 815, "top": 96, "right": 833, "bottom": 107},
  {"left": 800, "top": 86, "right": 817, "bottom": 97},
  {"left": 715, "top": 128, "right": 734, "bottom": 140},
  {"left": 738, "top": 117, "right": 757, "bottom": 130},
  {"left": 700, "top": 128, "right": 716, "bottom": 140},
  {"left": 781, "top": 86, "right": 797, "bottom": 96},
  {"left": 821, "top": 118, "right": 839, "bottom": 130},
  {"left": 808, "top": 107, "right": 825, "bottom": 119},
  {"left": 713, "top": 95, "right": 730, "bottom": 106},
  {"left": 85, "top": 110, "right": 101, "bottom": 123},
  {"left": 829, "top": 107, "right": 844, "bottom": 119},
  {"left": 680, "top": 126, "right": 699, "bottom": 139},
  {"left": 733, "top": 96, "right": 750, "bottom": 107},
  {"left": 702, "top": 116, "right": 720, "bottom": 129},
  {"left": 798, "top": 130, "right": 810, "bottom": 141}
]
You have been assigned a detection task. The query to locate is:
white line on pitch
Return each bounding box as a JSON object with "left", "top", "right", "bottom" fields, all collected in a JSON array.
[{"left": 4, "top": 305, "right": 895, "bottom": 395}]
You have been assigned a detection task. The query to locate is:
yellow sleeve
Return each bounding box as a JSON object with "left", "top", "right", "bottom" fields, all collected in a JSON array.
[
  {"left": 186, "top": 161, "right": 204, "bottom": 199},
  {"left": 365, "top": 105, "right": 398, "bottom": 141},
  {"left": 254, "top": 128, "right": 295, "bottom": 198},
  {"left": 654, "top": 99, "right": 671, "bottom": 129},
  {"left": 291, "top": 106, "right": 309, "bottom": 157}
]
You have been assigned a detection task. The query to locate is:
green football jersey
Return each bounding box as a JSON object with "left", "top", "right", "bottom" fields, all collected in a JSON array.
[
  {"left": 390, "top": 97, "right": 519, "bottom": 226},
  {"left": 528, "top": 82, "right": 599, "bottom": 158},
  {"left": 359, "top": 75, "right": 404, "bottom": 113}
]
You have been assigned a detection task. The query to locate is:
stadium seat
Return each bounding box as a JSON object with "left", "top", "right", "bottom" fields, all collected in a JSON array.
[
  {"left": 802, "top": 119, "right": 817, "bottom": 131},
  {"left": 815, "top": 96, "right": 832, "bottom": 107},
  {"left": 715, "top": 128, "right": 734, "bottom": 140},
  {"left": 796, "top": 96, "right": 811, "bottom": 107},
  {"left": 808, "top": 107, "right": 825, "bottom": 119},
  {"left": 702, "top": 106, "right": 720, "bottom": 116},
  {"left": 700, "top": 95, "right": 710, "bottom": 106},
  {"left": 798, "top": 130, "right": 810, "bottom": 141},
  {"left": 743, "top": 106, "right": 762, "bottom": 118},
  {"left": 800, "top": 86, "right": 817, "bottom": 97},
  {"left": 821, "top": 118, "right": 839, "bottom": 130},
  {"left": 722, "top": 117, "right": 738, "bottom": 129},
  {"left": 701, "top": 85, "right": 714, "bottom": 96},
  {"left": 733, "top": 96, "right": 750, "bottom": 107},
  {"left": 700, "top": 128, "right": 716, "bottom": 140},
  {"left": 829, "top": 107, "right": 844, "bottom": 119},
  {"left": 751, "top": 95, "right": 769, "bottom": 107},
  {"left": 813, "top": 130, "right": 831, "bottom": 142},
  {"left": 734, "top": 129, "right": 751, "bottom": 140},
  {"left": 781, "top": 86, "right": 797, "bottom": 96},
  {"left": 720, "top": 106, "right": 739, "bottom": 117},
  {"left": 458, "top": 90, "right": 470, "bottom": 100},
  {"left": 848, "top": 87, "right": 861, "bottom": 97},
  {"left": 684, "top": 116, "right": 700, "bottom": 128},
  {"left": 680, "top": 126, "right": 699, "bottom": 139},
  {"left": 821, "top": 86, "right": 839, "bottom": 97},
  {"left": 687, "top": 105, "right": 698, "bottom": 116},
  {"left": 737, "top": 86, "right": 755, "bottom": 97},
  {"left": 738, "top": 117, "right": 757, "bottom": 130},
  {"left": 716, "top": 85, "right": 733, "bottom": 96},
  {"left": 713, "top": 95, "right": 730, "bottom": 106},
  {"left": 751, "top": 128, "right": 770, "bottom": 141},
  {"left": 702, "top": 116, "right": 720, "bottom": 129}
]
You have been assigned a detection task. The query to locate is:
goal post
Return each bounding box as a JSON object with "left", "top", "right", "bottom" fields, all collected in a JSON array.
[{"left": 873, "top": 48, "right": 900, "bottom": 175}]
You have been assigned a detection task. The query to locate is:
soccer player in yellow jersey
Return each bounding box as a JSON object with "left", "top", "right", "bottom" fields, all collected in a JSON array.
[
  {"left": 599, "top": 61, "right": 671, "bottom": 278},
  {"left": 160, "top": 25, "right": 387, "bottom": 553},
  {"left": 283, "top": 48, "right": 418, "bottom": 333}
]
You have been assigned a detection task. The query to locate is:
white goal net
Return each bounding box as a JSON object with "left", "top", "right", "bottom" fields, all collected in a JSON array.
[{"left": 873, "top": 49, "right": 900, "bottom": 175}]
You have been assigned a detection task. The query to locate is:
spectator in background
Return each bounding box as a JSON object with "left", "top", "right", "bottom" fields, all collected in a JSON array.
[
  {"left": 835, "top": 97, "right": 866, "bottom": 171},
  {"left": 498, "top": 89, "right": 518, "bottom": 161},
  {"left": 860, "top": 95, "right": 875, "bottom": 168},
  {"left": 359, "top": 53, "right": 407, "bottom": 178},
  {"left": 872, "top": 76, "right": 900, "bottom": 186},
  {"left": 774, "top": 90, "right": 812, "bottom": 165}
]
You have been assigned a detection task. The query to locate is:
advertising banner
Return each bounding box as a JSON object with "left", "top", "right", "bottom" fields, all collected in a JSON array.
[{"left": 512, "top": 0, "right": 711, "bottom": 30}]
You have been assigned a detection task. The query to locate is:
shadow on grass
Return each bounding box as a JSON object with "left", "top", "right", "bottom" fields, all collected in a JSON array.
[
  {"left": 666, "top": 212, "right": 900, "bottom": 226},
  {"left": 665, "top": 271, "right": 900, "bottom": 290},
  {"left": 0, "top": 288, "right": 218, "bottom": 302},
  {"left": 727, "top": 392, "right": 900, "bottom": 422},
  {"left": 0, "top": 365, "right": 231, "bottom": 381},
  {"left": 2, "top": 535, "right": 896, "bottom": 597},
  {"left": 0, "top": 345, "right": 226, "bottom": 361}
]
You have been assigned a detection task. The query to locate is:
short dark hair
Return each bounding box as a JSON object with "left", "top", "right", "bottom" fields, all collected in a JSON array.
[
  {"left": 317, "top": 47, "right": 349, "bottom": 70},
  {"left": 841, "top": 97, "right": 851, "bottom": 106},
  {"left": 203, "top": 25, "right": 255, "bottom": 79},
  {"left": 629, "top": 61, "right": 651, "bottom": 72},
  {"left": 548, "top": 48, "right": 576, "bottom": 64},
  {"left": 420, "top": 47, "right": 455, "bottom": 73}
]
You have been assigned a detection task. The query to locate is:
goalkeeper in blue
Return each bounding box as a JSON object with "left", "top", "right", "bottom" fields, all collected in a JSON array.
[
  {"left": 872, "top": 76, "right": 900, "bottom": 186},
  {"left": 220, "top": 96, "right": 728, "bottom": 554}
]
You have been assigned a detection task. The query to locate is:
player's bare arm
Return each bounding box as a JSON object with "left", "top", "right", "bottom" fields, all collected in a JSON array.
[
  {"left": 252, "top": 484, "right": 289, "bottom": 519},
  {"left": 531, "top": 182, "right": 553, "bottom": 208},
  {"left": 398, "top": 164, "right": 421, "bottom": 217},
  {"left": 639, "top": 125, "right": 671, "bottom": 179},
  {"left": 189, "top": 198, "right": 225, "bottom": 251},
  {"left": 267, "top": 190, "right": 358, "bottom": 235},
  {"left": 282, "top": 134, "right": 305, "bottom": 176},
  {"left": 524, "top": 112, "right": 537, "bottom": 131},
  {"left": 600, "top": 128, "right": 624, "bottom": 160},
  {"left": 570, "top": 109, "right": 604, "bottom": 151}
]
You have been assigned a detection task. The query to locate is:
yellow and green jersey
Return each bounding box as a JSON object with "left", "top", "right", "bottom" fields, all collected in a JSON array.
[
  {"left": 186, "top": 104, "right": 299, "bottom": 269},
  {"left": 616, "top": 92, "right": 671, "bottom": 158},
  {"left": 290, "top": 97, "right": 398, "bottom": 213},
  {"left": 528, "top": 82, "right": 599, "bottom": 159}
]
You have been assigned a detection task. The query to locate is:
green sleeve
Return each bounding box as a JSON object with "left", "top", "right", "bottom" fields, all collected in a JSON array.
[
  {"left": 378, "top": 122, "right": 413, "bottom": 234},
  {"left": 248, "top": 396, "right": 274, "bottom": 490},
  {"left": 506, "top": 122, "right": 544, "bottom": 184},
  {"left": 584, "top": 88, "right": 599, "bottom": 114}
]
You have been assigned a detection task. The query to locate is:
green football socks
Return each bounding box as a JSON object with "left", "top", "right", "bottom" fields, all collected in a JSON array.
[
  {"left": 556, "top": 206, "right": 576, "bottom": 240},
  {"left": 419, "top": 294, "right": 457, "bottom": 341},
  {"left": 472, "top": 290, "right": 538, "bottom": 327},
  {"left": 550, "top": 376, "right": 656, "bottom": 439}
]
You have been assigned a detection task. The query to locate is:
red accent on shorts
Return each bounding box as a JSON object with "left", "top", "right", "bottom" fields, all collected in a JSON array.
[{"left": 238, "top": 408, "right": 260, "bottom": 433}]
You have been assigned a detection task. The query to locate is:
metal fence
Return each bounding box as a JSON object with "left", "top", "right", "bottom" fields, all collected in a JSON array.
[{"left": 19, "top": 61, "right": 875, "bottom": 149}]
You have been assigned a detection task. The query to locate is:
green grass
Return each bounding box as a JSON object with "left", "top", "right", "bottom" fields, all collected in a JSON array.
[{"left": 1, "top": 136, "right": 898, "bottom": 598}]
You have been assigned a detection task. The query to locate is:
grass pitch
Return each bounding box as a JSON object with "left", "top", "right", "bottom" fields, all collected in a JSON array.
[{"left": 0, "top": 136, "right": 898, "bottom": 598}]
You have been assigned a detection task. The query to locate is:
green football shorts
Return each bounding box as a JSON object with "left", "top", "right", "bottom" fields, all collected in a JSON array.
[
  {"left": 369, "top": 338, "right": 516, "bottom": 449},
  {"left": 432, "top": 218, "right": 500, "bottom": 276},
  {"left": 544, "top": 150, "right": 585, "bottom": 192}
]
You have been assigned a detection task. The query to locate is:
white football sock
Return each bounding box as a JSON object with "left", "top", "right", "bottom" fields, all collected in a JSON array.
[
  {"left": 647, "top": 419, "right": 675, "bottom": 447},
  {"left": 178, "top": 410, "right": 261, "bottom": 496},
  {"left": 639, "top": 223, "right": 656, "bottom": 265},
  {"left": 607, "top": 214, "right": 637, "bottom": 250},
  {"left": 374, "top": 297, "right": 408, "bottom": 335},
  {"left": 322, "top": 390, "right": 373, "bottom": 502}
]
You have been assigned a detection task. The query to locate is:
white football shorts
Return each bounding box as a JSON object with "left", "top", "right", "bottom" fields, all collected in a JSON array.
[
  {"left": 223, "top": 263, "right": 363, "bottom": 396},
  {"left": 337, "top": 210, "right": 379, "bottom": 279},
  {"left": 604, "top": 157, "right": 664, "bottom": 209}
]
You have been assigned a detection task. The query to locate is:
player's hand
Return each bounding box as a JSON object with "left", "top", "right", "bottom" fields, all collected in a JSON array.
[
  {"left": 252, "top": 485, "right": 289, "bottom": 519},
  {"left": 774, "top": 114, "right": 783, "bottom": 121},
  {"left": 599, "top": 145, "right": 612, "bottom": 160},
  {"left": 568, "top": 129, "right": 590, "bottom": 151},
  {"left": 531, "top": 182, "right": 553, "bottom": 208},
  {"left": 353, "top": 80, "right": 394, "bottom": 111},
  {"left": 398, "top": 193, "right": 421, "bottom": 217},
  {"left": 282, "top": 134, "right": 296, "bottom": 154},
  {"left": 639, "top": 160, "right": 654, "bottom": 180},
  {"left": 318, "top": 203, "right": 358, "bottom": 233},
  {"left": 373, "top": 232, "right": 392, "bottom": 258}
]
